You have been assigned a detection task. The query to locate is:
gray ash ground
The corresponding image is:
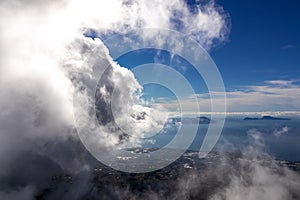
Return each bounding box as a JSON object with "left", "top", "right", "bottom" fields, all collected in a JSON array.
[{"left": 34, "top": 150, "right": 300, "bottom": 200}]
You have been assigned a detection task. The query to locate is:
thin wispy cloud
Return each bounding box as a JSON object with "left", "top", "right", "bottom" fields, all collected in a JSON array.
[
  {"left": 282, "top": 44, "right": 296, "bottom": 50},
  {"left": 273, "top": 126, "right": 289, "bottom": 138},
  {"left": 155, "top": 79, "right": 300, "bottom": 114}
]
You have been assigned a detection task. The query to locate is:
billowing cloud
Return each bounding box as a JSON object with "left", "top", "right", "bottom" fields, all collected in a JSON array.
[
  {"left": 64, "top": 35, "right": 169, "bottom": 148},
  {"left": 0, "top": 0, "right": 231, "bottom": 197},
  {"left": 71, "top": 0, "right": 230, "bottom": 49},
  {"left": 2, "top": 1, "right": 299, "bottom": 199}
]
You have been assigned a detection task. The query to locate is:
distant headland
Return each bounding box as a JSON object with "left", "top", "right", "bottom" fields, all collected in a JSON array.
[{"left": 244, "top": 116, "right": 291, "bottom": 121}]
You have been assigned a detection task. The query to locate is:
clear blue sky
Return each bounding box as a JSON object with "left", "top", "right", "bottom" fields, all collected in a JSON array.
[{"left": 212, "top": 0, "right": 300, "bottom": 88}]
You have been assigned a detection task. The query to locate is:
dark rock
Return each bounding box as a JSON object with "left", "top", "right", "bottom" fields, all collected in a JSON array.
[
  {"left": 198, "top": 116, "right": 211, "bottom": 124},
  {"left": 244, "top": 117, "right": 260, "bottom": 120},
  {"left": 261, "top": 116, "right": 290, "bottom": 120},
  {"left": 243, "top": 116, "right": 291, "bottom": 120}
]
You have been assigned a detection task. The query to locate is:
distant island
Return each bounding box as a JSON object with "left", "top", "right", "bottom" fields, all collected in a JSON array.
[
  {"left": 169, "top": 116, "right": 212, "bottom": 124},
  {"left": 244, "top": 116, "right": 291, "bottom": 121},
  {"left": 197, "top": 116, "right": 211, "bottom": 124}
]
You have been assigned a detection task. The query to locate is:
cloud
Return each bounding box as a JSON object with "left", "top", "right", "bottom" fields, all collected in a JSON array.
[
  {"left": 264, "top": 80, "right": 294, "bottom": 87},
  {"left": 0, "top": 185, "right": 35, "bottom": 200},
  {"left": 77, "top": 0, "right": 230, "bottom": 50},
  {"left": 64, "top": 35, "right": 169, "bottom": 149},
  {"left": 0, "top": 0, "right": 229, "bottom": 143},
  {"left": 0, "top": 0, "right": 231, "bottom": 196},
  {"left": 282, "top": 44, "right": 296, "bottom": 50},
  {"left": 0, "top": 0, "right": 231, "bottom": 197},
  {"left": 81, "top": 129, "right": 299, "bottom": 200},
  {"left": 273, "top": 126, "right": 289, "bottom": 138},
  {"left": 156, "top": 79, "right": 300, "bottom": 114},
  {"left": 208, "top": 129, "right": 300, "bottom": 200},
  {"left": 225, "top": 80, "right": 300, "bottom": 111}
]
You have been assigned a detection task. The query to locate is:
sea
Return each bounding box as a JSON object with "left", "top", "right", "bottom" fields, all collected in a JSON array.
[{"left": 142, "top": 115, "right": 300, "bottom": 161}]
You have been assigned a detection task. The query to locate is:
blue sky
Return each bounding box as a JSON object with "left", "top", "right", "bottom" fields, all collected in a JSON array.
[
  {"left": 109, "top": 0, "right": 300, "bottom": 113},
  {"left": 115, "top": 0, "right": 300, "bottom": 89},
  {"left": 212, "top": 0, "right": 300, "bottom": 88}
]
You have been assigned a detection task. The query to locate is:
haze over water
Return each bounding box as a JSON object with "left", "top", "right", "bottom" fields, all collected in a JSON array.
[{"left": 144, "top": 115, "right": 300, "bottom": 161}]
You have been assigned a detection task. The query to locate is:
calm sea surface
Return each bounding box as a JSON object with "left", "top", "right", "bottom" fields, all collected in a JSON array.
[{"left": 142, "top": 116, "right": 300, "bottom": 161}]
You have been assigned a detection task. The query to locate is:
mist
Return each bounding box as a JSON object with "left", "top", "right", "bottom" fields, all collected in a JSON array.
[{"left": 1, "top": 0, "right": 299, "bottom": 200}]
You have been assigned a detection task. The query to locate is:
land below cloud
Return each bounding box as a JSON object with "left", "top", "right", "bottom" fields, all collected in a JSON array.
[{"left": 33, "top": 149, "right": 300, "bottom": 200}]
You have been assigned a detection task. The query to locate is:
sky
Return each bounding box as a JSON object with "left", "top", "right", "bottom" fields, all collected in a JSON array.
[
  {"left": 1, "top": 1, "right": 300, "bottom": 199},
  {"left": 213, "top": 0, "right": 300, "bottom": 87},
  {"left": 113, "top": 0, "right": 300, "bottom": 113}
]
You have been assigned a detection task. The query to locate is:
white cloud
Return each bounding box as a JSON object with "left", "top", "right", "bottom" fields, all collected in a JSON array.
[
  {"left": 273, "top": 126, "right": 289, "bottom": 138},
  {"left": 265, "top": 80, "right": 293, "bottom": 87},
  {"left": 73, "top": 0, "right": 230, "bottom": 50},
  {"left": 165, "top": 129, "right": 300, "bottom": 200},
  {"left": 64, "top": 35, "right": 169, "bottom": 148},
  {"left": 209, "top": 129, "right": 300, "bottom": 200},
  {"left": 0, "top": 0, "right": 230, "bottom": 152},
  {"left": 0, "top": 0, "right": 231, "bottom": 196},
  {"left": 156, "top": 79, "right": 300, "bottom": 114}
]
